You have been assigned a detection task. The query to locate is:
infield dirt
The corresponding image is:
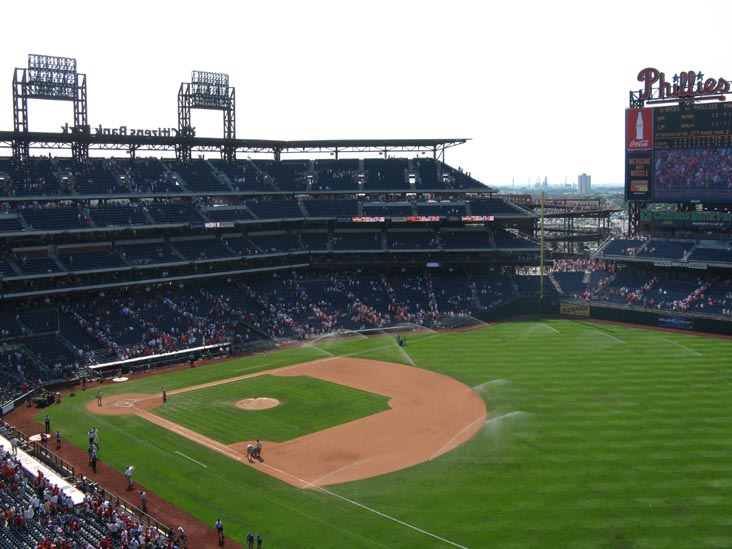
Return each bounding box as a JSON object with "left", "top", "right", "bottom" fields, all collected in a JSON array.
[{"left": 86, "top": 357, "right": 487, "bottom": 488}]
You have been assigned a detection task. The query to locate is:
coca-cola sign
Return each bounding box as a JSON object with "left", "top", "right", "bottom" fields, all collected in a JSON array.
[
  {"left": 626, "top": 108, "right": 653, "bottom": 151},
  {"left": 637, "top": 67, "right": 730, "bottom": 101}
]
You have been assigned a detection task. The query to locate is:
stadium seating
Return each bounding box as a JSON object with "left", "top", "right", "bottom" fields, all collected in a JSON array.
[
  {"left": 493, "top": 227, "right": 538, "bottom": 249},
  {"left": 0, "top": 216, "right": 24, "bottom": 233},
  {"left": 687, "top": 244, "right": 732, "bottom": 264},
  {"left": 299, "top": 232, "right": 330, "bottom": 252},
  {"left": 170, "top": 238, "right": 235, "bottom": 261},
  {"left": 386, "top": 230, "right": 437, "bottom": 250},
  {"left": 469, "top": 198, "right": 531, "bottom": 217},
  {"left": 414, "top": 158, "right": 440, "bottom": 189},
  {"left": 252, "top": 160, "right": 309, "bottom": 192},
  {"left": 636, "top": 239, "right": 691, "bottom": 260},
  {"left": 247, "top": 199, "right": 303, "bottom": 220},
  {"left": 247, "top": 233, "right": 303, "bottom": 254},
  {"left": 302, "top": 199, "right": 359, "bottom": 218},
  {"left": 331, "top": 231, "right": 383, "bottom": 251},
  {"left": 116, "top": 241, "right": 181, "bottom": 266},
  {"left": 148, "top": 203, "right": 205, "bottom": 224},
  {"left": 441, "top": 230, "right": 493, "bottom": 250},
  {"left": 415, "top": 202, "right": 466, "bottom": 217},
  {"left": 597, "top": 238, "right": 647, "bottom": 257},
  {"left": 312, "top": 159, "right": 360, "bottom": 191},
  {"left": 551, "top": 271, "right": 587, "bottom": 296},
  {"left": 0, "top": 439, "right": 170, "bottom": 549},
  {"left": 363, "top": 159, "right": 409, "bottom": 191},
  {"left": 0, "top": 156, "right": 61, "bottom": 196},
  {"left": 16, "top": 257, "right": 64, "bottom": 276},
  {"left": 57, "top": 251, "right": 127, "bottom": 273},
  {"left": 362, "top": 203, "right": 414, "bottom": 218},
  {"left": 74, "top": 160, "right": 129, "bottom": 195},
  {"left": 172, "top": 159, "right": 231, "bottom": 193},
  {"left": 0, "top": 258, "right": 18, "bottom": 278},
  {"left": 89, "top": 205, "right": 149, "bottom": 227},
  {"left": 20, "top": 207, "right": 90, "bottom": 232},
  {"left": 205, "top": 206, "right": 255, "bottom": 223}
]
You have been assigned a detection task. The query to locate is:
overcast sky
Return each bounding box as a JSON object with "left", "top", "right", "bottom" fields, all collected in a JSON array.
[{"left": 2, "top": 0, "right": 730, "bottom": 187}]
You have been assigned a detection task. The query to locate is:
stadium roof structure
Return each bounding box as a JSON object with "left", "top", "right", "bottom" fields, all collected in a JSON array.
[
  {"left": 5, "top": 55, "right": 470, "bottom": 163},
  {"left": 0, "top": 129, "right": 469, "bottom": 162}
]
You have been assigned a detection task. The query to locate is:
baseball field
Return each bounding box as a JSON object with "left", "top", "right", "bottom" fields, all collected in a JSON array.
[{"left": 37, "top": 319, "right": 732, "bottom": 548}]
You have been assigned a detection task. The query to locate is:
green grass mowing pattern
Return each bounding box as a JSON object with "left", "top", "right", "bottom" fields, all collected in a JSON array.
[
  {"left": 153, "top": 374, "right": 390, "bottom": 443},
  {"left": 37, "top": 319, "right": 732, "bottom": 548}
]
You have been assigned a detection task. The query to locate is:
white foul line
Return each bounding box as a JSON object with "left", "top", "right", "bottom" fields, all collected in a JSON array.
[
  {"left": 174, "top": 451, "right": 208, "bottom": 468},
  {"left": 136, "top": 354, "right": 469, "bottom": 548},
  {"left": 429, "top": 414, "right": 486, "bottom": 461},
  {"left": 316, "top": 484, "right": 471, "bottom": 549},
  {"left": 254, "top": 460, "right": 470, "bottom": 549}
]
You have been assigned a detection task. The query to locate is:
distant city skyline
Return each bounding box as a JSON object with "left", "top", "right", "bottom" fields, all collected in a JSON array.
[{"left": 2, "top": 1, "right": 731, "bottom": 187}]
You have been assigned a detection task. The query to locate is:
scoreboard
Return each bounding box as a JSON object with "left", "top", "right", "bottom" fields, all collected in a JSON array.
[{"left": 625, "top": 101, "right": 732, "bottom": 202}]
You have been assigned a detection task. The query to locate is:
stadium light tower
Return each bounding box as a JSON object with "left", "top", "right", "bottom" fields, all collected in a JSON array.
[
  {"left": 177, "top": 70, "right": 236, "bottom": 162},
  {"left": 12, "top": 54, "right": 88, "bottom": 162}
]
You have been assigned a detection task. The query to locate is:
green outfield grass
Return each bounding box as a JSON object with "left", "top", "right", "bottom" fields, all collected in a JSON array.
[{"left": 37, "top": 319, "right": 732, "bottom": 548}]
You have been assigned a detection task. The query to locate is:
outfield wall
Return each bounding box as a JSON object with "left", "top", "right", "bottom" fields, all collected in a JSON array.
[
  {"left": 578, "top": 301, "right": 732, "bottom": 336},
  {"left": 478, "top": 297, "right": 561, "bottom": 321},
  {"left": 478, "top": 297, "right": 732, "bottom": 336}
]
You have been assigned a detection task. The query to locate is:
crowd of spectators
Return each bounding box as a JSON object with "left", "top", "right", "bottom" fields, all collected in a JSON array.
[
  {"left": 0, "top": 268, "right": 509, "bottom": 389},
  {"left": 1, "top": 260, "right": 731, "bottom": 402},
  {"left": 655, "top": 148, "right": 732, "bottom": 192},
  {"left": 0, "top": 436, "right": 179, "bottom": 548}
]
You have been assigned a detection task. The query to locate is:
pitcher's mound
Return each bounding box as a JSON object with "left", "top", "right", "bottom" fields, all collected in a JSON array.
[{"left": 236, "top": 397, "right": 280, "bottom": 410}]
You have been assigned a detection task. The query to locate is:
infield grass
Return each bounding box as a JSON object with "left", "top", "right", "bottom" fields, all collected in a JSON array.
[
  {"left": 39, "top": 319, "right": 732, "bottom": 548},
  {"left": 154, "top": 374, "right": 390, "bottom": 443}
]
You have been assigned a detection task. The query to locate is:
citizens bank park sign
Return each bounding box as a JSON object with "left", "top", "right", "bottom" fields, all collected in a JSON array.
[{"left": 60, "top": 123, "right": 194, "bottom": 138}]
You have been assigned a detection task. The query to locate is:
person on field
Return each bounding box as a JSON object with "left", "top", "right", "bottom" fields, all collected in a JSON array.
[
  {"left": 254, "top": 439, "right": 262, "bottom": 459},
  {"left": 124, "top": 465, "right": 134, "bottom": 490},
  {"left": 216, "top": 518, "right": 224, "bottom": 545}
]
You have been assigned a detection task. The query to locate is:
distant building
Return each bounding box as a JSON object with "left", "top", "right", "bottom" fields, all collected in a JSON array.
[{"left": 578, "top": 173, "right": 591, "bottom": 194}]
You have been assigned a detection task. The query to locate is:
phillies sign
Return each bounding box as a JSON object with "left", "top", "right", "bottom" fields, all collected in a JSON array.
[{"left": 637, "top": 67, "right": 730, "bottom": 101}]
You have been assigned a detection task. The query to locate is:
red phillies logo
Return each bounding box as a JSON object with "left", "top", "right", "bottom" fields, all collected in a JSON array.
[{"left": 637, "top": 68, "right": 730, "bottom": 100}]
